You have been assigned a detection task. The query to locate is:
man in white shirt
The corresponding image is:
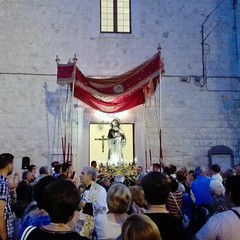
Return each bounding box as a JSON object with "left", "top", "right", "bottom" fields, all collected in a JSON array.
[
  {"left": 195, "top": 175, "right": 240, "bottom": 240},
  {"left": 79, "top": 167, "right": 108, "bottom": 239}
]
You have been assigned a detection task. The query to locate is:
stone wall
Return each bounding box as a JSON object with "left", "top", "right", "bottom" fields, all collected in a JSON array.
[{"left": 0, "top": 0, "right": 239, "bottom": 174}]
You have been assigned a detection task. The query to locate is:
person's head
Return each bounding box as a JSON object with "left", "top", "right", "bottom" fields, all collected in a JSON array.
[
  {"left": 34, "top": 175, "right": 55, "bottom": 209},
  {"left": 22, "top": 171, "right": 33, "bottom": 183},
  {"left": 176, "top": 170, "right": 187, "bottom": 183},
  {"left": 80, "top": 166, "right": 97, "bottom": 185},
  {"left": 107, "top": 183, "right": 132, "bottom": 214},
  {"left": 141, "top": 172, "right": 171, "bottom": 205},
  {"left": 233, "top": 165, "right": 240, "bottom": 175},
  {"left": 51, "top": 161, "right": 60, "bottom": 168},
  {"left": 61, "top": 162, "right": 70, "bottom": 174},
  {"left": 224, "top": 168, "right": 236, "bottom": 179},
  {"left": 91, "top": 160, "right": 97, "bottom": 168},
  {"left": 170, "top": 179, "right": 179, "bottom": 193},
  {"left": 188, "top": 170, "right": 195, "bottom": 181},
  {"left": 43, "top": 180, "right": 80, "bottom": 224},
  {"left": 114, "top": 174, "right": 125, "bottom": 183},
  {"left": 0, "top": 153, "right": 14, "bottom": 176},
  {"left": 210, "top": 180, "right": 225, "bottom": 196},
  {"left": 39, "top": 166, "right": 49, "bottom": 175},
  {"left": 99, "top": 177, "right": 110, "bottom": 191},
  {"left": 54, "top": 163, "right": 62, "bottom": 174},
  {"left": 211, "top": 164, "right": 221, "bottom": 174},
  {"left": 128, "top": 185, "right": 145, "bottom": 207},
  {"left": 180, "top": 167, "right": 188, "bottom": 175},
  {"left": 152, "top": 163, "right": 161, "bottom": 172},
  {"left": 136, "top": 166, "right": 143, "bottom": 175},
  {"left": 121, "top": 213, "right": 162, "bottom": 240},
  {"left": 28, "top": 164, "right": 37, "bottom": 176},
  {"left": 225, "top": 175, "right": 240, "bottom": 206},
  {"left": 163, "top": 165, "right": 176, "bottom": 176},
  {"left": 194, "top": 166, "right": 207, "bottom": 177}
]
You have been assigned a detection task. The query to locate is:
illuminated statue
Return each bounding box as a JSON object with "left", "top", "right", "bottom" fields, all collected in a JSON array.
[{"left": 107, "top": 118, "right": 126, "bottom": 165}]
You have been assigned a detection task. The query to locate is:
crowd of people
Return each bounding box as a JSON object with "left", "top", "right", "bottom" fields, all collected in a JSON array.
[{"left": 1, "top": 154, "right": 240, "bottom": 240}]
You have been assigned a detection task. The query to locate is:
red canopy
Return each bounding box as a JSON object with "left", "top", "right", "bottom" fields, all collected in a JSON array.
[{"left": 57, "top": 53, "right": 164, "bottom": 113}]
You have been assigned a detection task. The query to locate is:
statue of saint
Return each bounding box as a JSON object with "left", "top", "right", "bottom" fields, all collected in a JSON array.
[{"left": 107, "top": 118, "right": 126, "bottom": 165}]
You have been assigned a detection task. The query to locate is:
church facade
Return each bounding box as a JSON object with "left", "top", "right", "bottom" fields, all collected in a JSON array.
[{"left": 0, "top": 0, "right": 239, "bottom": 174}]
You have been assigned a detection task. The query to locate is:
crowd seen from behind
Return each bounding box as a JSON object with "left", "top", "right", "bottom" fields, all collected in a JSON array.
[{"left": 1, "top": 154, "right": 240, "bottom": 240}]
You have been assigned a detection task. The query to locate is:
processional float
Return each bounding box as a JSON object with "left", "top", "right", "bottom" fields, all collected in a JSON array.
[{"left": 56, "top": 47, "right": 164, "bottom": 169}]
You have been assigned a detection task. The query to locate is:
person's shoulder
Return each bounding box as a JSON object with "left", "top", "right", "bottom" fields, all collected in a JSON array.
[
  {"left": 93, "top": 182, "right": 107, "bottom": 192},
  {"left": 145, "top": 212, "right": 185, "bottom": 237},
  {"left": 20, "top": 226, "right": 38, "bottom": 240},
  {"left": 53, "top": 231, "right": 86, "bottom": 240},
  {"left": 0, "top": 181, "right": 8, "bottom": 196},
  {"left": 162, "top": 212, "right": 182, "bottom": 222},
  {"left": 214, "top": 209, "right": 236, "bottom": 217},
  {"left": 148, "top": 212, "right": 183, "bottom": 225},
  {"left": 68, "top": 231, "right": 86, "bottom": 239},
  {"left": 0, "top": 176, "right": 6, "bottom": 185},
  {"left": 18, "top": 180, "right": 27, "bottom": 186},
  {"left": 191, "top": 179, "right": 197, "bottom": 186},
  {"left": 145, "top": 212, "right": 172, "bottom": 219},
  {"left": 205, "top": 176, "right": 212, "bottom": 181},
  {"left": 173, "top": 191, "right": 183, "bottom": 197},
  {"left": 0, "top": 179, "right": 7, "bottom": 187},
  {"left": 30, "top": 214, "right": 51, "bottom": 226},
  {"left": 211, "top": 174, "right": 223, "bottom": 181},
  {"left": 95, "top": 213, "right": 108, "bottom": 223},
  {"left": 204, "top": 209, "right": 234, "bottom": 226},
  {"left": 140, "top": 172, "right": 146, "bottom": 178}
]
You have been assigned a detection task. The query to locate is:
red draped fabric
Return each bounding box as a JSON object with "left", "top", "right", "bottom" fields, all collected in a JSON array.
[
  {"left": 57, "top": 63, "right": 75, "bottom": 84},
  {"left": 57, "top": 52, "right": 164, "bottom": 113}
]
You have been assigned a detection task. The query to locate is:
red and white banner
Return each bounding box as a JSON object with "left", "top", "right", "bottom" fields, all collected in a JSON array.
[{"left": 57, "top": 53, "right": 164, "bottom": 113}]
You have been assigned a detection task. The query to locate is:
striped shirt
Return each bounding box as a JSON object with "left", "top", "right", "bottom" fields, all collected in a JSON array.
[
  {"left": 166, "top": 191, "right": 183, "bottom": 218},
  {"left": 0, "top": 175, "right": 14, "bottom": 238}
]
